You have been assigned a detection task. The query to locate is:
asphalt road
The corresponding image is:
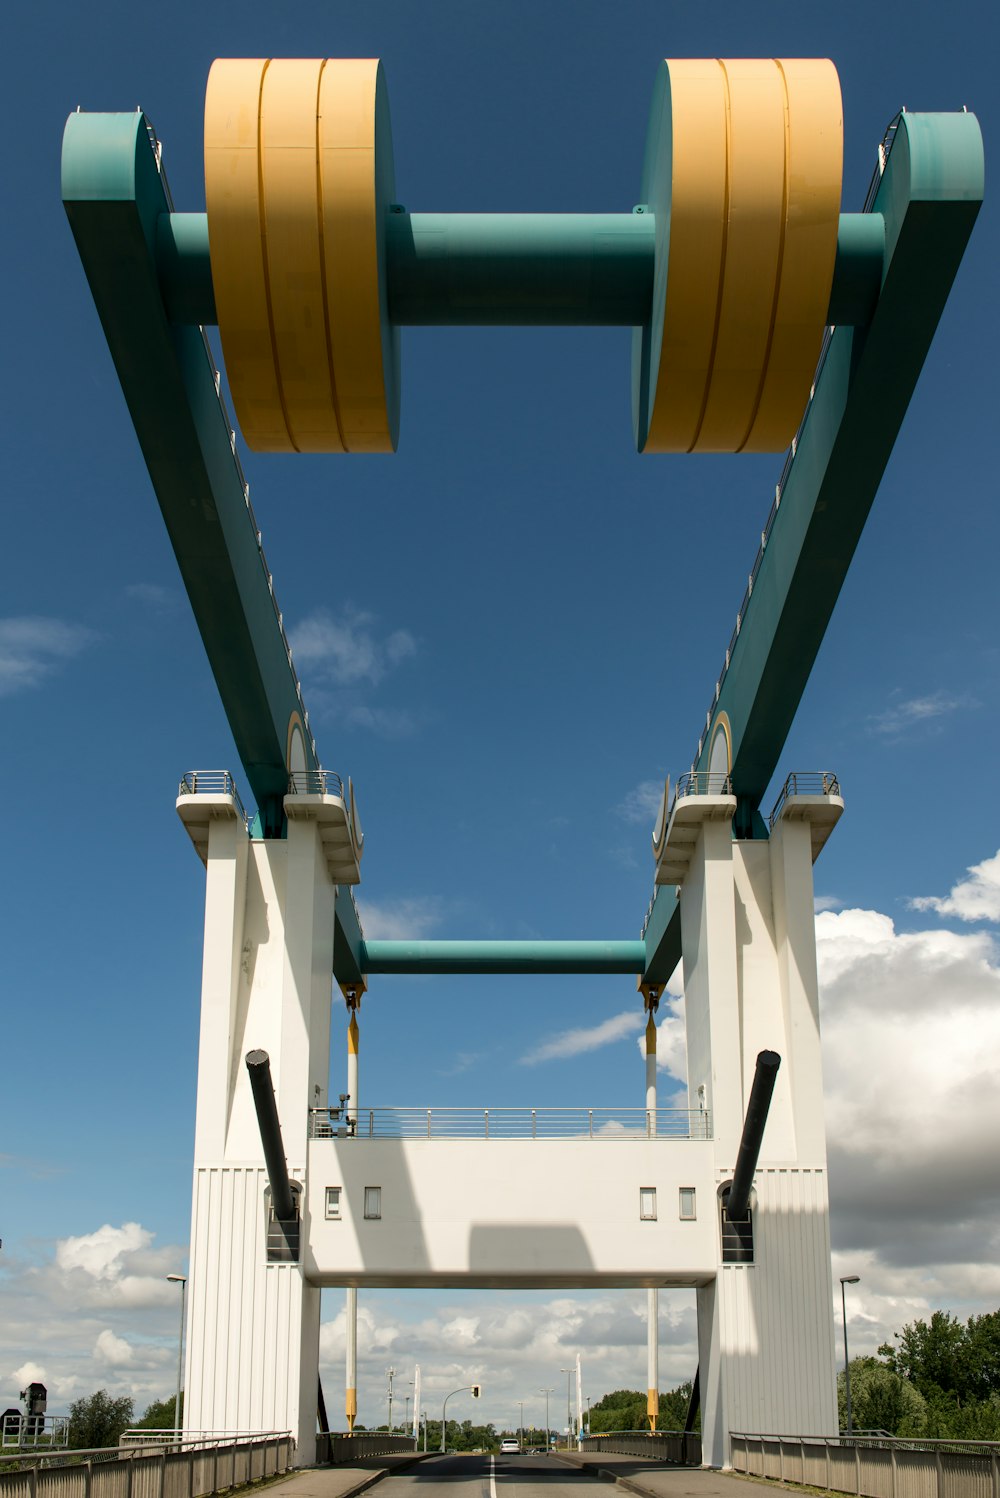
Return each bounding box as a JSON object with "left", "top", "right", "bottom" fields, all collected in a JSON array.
[{"left": 377, "top": 1453, "right": 601, "bottom": 1498}]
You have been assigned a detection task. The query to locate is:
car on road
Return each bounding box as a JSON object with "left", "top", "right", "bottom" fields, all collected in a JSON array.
[{"left": 499, "top": 1440, "right": 520, "bottom": 1454}]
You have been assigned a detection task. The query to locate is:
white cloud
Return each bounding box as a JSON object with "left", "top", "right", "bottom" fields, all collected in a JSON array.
[
  {"left": 289, "top": 608, "right": 416, "bottom": 687},
  {"left": 814, "top": 894, "right": 843, "bottom": 913},
  {"left": 95, "top": 1330, "right": 134, "bottom": 1368},
  {"left": 615, "top": 779, "right": 666, "bottom": 826},
  {"left": 354, "top": 896, "right": 444, "bottom": 941},
  {"left": 56, "top": 1223, "right": 152, "bottom": 1281},
  {"left": 0, "top": 616, "right": 96, "bottom": 696},
  {"left": 11, "top": 1362, "right": 46, "bottom": 1388},
  {"left": 870, "top": 689, "right": 970, "bottom": 737},
  {"left": 910, "top": 848, "right": 1000, "bottom": 923},
  {"left": 817, "top": 905, "right": 1000, "bottom": 1273},
  {"left": 519, "top": 1009, "right": 644, "bottom": 1066}
]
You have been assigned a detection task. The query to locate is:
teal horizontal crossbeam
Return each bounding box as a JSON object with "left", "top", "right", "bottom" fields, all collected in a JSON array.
[
  {"left": 360, "top": 940, "right": 646, "bottom": 975},
  {"left": 156, "top": 211, "right": 884, "bottom": 329}
]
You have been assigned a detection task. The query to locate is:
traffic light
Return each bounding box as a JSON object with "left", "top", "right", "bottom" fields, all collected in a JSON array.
[{"left": 471, "top": 1384, "right": 481, "bottom": 1399}]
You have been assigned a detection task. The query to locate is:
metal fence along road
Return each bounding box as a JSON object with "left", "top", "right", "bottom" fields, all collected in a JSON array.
[
  {"left": 581, "top": 1431, "right": 702, "bottom": 1465},
  {"left": 0, "top": 1435, "right": 293, "bottom": 1498},
  {"left": 730, "top": 1432, "right": 1000, "bottom": 1498},
  {"left": 315, "top": 1434, "right": 417, "bottom": 1464}
]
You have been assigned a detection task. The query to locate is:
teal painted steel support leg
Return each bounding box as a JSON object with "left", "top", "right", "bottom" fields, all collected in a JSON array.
[
  {"left": 63, "top": 114, "right": 321, "bottom": 834},
  {"left": 642, "top": 111, "right": 983, "bottom": 987},
  {"left": 154, "top": 211, "right": 884, "bottom": 330}
]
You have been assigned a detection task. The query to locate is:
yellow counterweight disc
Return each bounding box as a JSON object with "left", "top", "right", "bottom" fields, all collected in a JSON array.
[
  {"left": 204, "top": 58, "right": 398, "bottom": 454},
  {"left": 204, "top": 59, "right": 292, "bottom": 452},
  {"left": 633, "top": 58, "right": 843, "bottom": 455}
]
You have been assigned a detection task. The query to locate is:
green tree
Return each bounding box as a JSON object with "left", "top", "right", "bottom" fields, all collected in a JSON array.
[
  {"left": 879, "top": 1311, "right": 968, "bottom": 1401},
  {"left": 838, "top": 1358, "right": 926, "bottom": 1436},
  {"left": 68, "top": 1391, "right": 135, "bottom": 1450}
]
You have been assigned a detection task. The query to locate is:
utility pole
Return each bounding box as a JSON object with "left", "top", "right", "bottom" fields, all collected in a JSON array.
[{"left": 539, "top": 1388, "right": 552, "bottom": 1451}]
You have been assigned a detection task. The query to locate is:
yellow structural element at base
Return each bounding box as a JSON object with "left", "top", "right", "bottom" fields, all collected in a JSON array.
[
  {"left": 635, "top": 58, "right": 842, "bottom": 454},
  {"left": 205, "top": 58, "right": 398, "bottom": 453},
  {"left": 346, "top": 1388, "right": 357, "bottom": 1432}
]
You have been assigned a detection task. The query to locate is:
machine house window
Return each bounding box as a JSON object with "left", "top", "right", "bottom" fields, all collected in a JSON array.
[
  {"left": 639, "top": 1187, "right": 657, "bottom": 1220},
  {"left": 679, "top": 1186, "right": 696, "bottom": 1220},
  {"left": 325, "top": 1187, "right": 342, "bottom": 1220},
  {"left": 364, "top": 1186, "right": 382, "bottom": 1220}
]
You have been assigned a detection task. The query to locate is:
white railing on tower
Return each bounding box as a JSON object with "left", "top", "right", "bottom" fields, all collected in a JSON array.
[{"left": 309, "top": 1106, "right": 711, "bottom": 1141}]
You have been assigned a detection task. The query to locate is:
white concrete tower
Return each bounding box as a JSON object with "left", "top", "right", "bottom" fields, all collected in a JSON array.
[
  {"left": 177, "top": 785, "right": 342, "bottom": 1465},
  {"left": 345, "top": 1004, "right": 360, "bottom": 1433},
  {"left": 666, "top": 769, "right": 843, "bottom": 1467},
  {"left": 645, "top": 1010, "right": 659, "bottom": 1432}
]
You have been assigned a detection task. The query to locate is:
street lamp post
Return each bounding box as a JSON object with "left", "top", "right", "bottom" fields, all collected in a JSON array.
[
  {"left": 387, "top": 1366, "right": 395, "bottom": 1433},
  {"left": 517, "top": 1400, "right": 524, "bottom": 1451},
  {"left": 539, "top": 1388, "right": 552, "bottom": 1451},
  {"left": 840, "top": 1275, "right": 861, "bottom": 1436},
  {"left": 166, "top": 1274, "right": 187, "bottom": 1444},
  {"left": 422, "top": 1412, "right": 428, "bottom": 1453},
  {"left": 560, "top": 1369, "right": 573, "bottom": 1449},
  {"left": 405, "top": 1395, "right": 411, "bottom": 1436}
]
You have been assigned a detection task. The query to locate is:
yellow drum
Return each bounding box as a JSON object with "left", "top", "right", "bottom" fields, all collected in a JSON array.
[
  {"left": 633, "top": 58, "right": 843, "bottom": 454},
  {"left": 205, "top": 58, "right": 399, "bottom": 453}
]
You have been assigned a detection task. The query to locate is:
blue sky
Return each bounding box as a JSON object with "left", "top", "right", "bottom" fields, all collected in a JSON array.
[{"left": 2, "top": 0, "right": 999, "bottom": 1435}]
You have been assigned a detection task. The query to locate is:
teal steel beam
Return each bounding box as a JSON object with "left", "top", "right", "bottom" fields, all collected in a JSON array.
[
  {"left": 334, "top": 890, "right": 366, "bottom": 989},
  {"left": 360, "top": 940, "right": 646, "bottom": 975},
  {"left": 642, "top": 112, "right": 984, "bottom": 987},
  {"left": 62, "top": 113, "right": 320, "bottom": 836},
  {"left": 154, "top": 211, "right": 884, "bottom": 330}
]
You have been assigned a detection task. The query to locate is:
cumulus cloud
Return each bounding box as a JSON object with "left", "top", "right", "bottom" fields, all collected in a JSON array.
[
  {"left": 817, "top": 906, "right": 1000, "bottom": 1271},
  {"left": 289, "top": 608, "right": 416, "bottom": 687},
  {"left": 94, "top": 1330, "right": 134, "bottom": 1368},
  {"left": 317, "top": 1289, "right": 698, "bottom": 1429},
  {"left": 56, "top": 1223, "right": 152, "bottom": 1281},
  {"left": 0, "top": 1223, "right": 187, "bottom": 1411},
  {"left": 519, "top": 1010, "right": 644, "bottom": 1066},
  {"left": 910, "top": 849, "right": 1000, "bottom": 924},
  {"left": 354, "top": 896, "right": 444, "bottom": 941},
  {"left": 615, "top": 779, "right": 666, "bottom": 827},
  {"left": 0, "top": 616, "right": 96, "bottom": 696}
]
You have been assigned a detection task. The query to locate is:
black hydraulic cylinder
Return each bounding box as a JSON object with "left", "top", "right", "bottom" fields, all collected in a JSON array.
[
  {"left": 727, "top": 1050, "right": 781, "bottom": 1222},
  {"left": 245, "top": 1049, "right": 296, "bottom": 1222}
]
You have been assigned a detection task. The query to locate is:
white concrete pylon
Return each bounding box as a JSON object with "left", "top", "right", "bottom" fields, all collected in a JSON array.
[
  {"left": 346, "top": 1007, "right": 359, "bottom": 1432},
  {"left": 645, "top": 1011, "right": 658, "bottom": 1432}
]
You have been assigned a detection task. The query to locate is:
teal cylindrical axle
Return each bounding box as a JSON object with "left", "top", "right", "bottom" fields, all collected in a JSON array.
[
  {"left": 386, "top": 212, "right": 655, "bottom": 325},
  {"left": 360, "top": 939, "right": 647, "bottom": 974},
  {"left": 156, "top": 211, "right": 884, "bottom": 330}
]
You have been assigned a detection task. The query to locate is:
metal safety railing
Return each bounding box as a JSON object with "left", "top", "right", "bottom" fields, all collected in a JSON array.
[
  {"left": 287, "top": 769, "right": 346, "bottom": 799},
  {"left": 581, "top": 1431, "right": 701, "bottom": 1466},
  {"left": 309, "top": 1106, "right": 711, "bottom": 1140},
  {"left": 0, "top": 1432, "right": 293, "bottom": 1498},
  {"left": 673, "top": 770, "right": 733, "bottom": 800},
  {"left": 177, "top": 771, "right": 249, "bottom": 826},
  {"left": 768, "top": 771, "right": 841, "bottom": 829},
  {"left": 731, "top": 1430, "right": 1000, "bottom": 1498},
  {"left": 688, "top": 110, "right": 904, "bottom": 781},
  {"left": 1, "top": 1417, "right": 68, "bottom": 1451},
  {"left": 316, "top": 1433, "right": 416, "bottom": 1464}
]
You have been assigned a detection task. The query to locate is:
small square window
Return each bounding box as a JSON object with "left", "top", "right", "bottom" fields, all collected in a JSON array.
[
  {"left": 325, "top": 1187, "right": 341, "bottom": 1221},
  {"left": 364, "top": 1186, "right": 382, "bottom": 1220},
  {"left": 639, "top": 1187, "right": 657, "bottom": 1221},
  {"left": 679, "top": 1187, "right": 697, "bottom": 1221}
]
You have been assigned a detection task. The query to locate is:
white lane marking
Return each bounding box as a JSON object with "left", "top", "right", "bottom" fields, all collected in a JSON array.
[{"left": 490, "top": 1452, "right": 497, "bottom": 1498}]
